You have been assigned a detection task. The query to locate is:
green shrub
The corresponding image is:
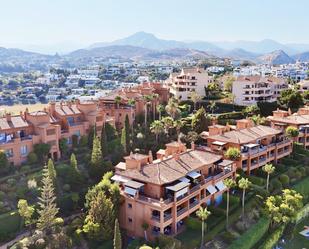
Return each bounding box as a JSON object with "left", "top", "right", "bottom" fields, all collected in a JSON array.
[
  {"left": 7, "top": 178, "right": 16, "bottom": 186},
  {"left": 208, "top": 206, "right": 226, "bottom": 217},
  {"left": 27, "top": 152, "right": 38, "bottom": 164},
  {"left": 63, "top": 184, "right": 71, "bottom": 192},
  {"left": 0, "top": 211, "right": 21, "bottom": 242},
  {"left": 19, "top": 165, "right": 31, "bottom": 173},
  {"left": 292, "top": 177, "right": 309, "bottom": 202},
  {"left": 156, "top": 234, "right": 182, "bottom": 249},
  {"left": 228, "top": 217, "right": 270, "bottom": 249},
  {"left": 278, "top": 174, "right": 289, "bottom": 187},
  {"left": 270, "top": 179, "right": 282, "bottom": 193},
  {"left": 0, "top": 191, "right": 4, "bottom": 201},
  {"left": 258, "top": 225, "right": 284, "bottom": 249},
  {"left": 185, "top": 217, "right": 200, "bottom": 230},
  {"left": 299, "top": 167, "right": 306, "bottom": 177},
  {"left": 248, "top": 175, "right": 265, "bottom": 186},
  {"left": 252, "top": 184, "right": 268, "bottom": 198},
  {"left": 221, "top": 231, "right": 237, "bottom": 244}
]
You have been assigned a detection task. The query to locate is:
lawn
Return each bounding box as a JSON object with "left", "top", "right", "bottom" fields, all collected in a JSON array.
[{"left": 0, "top": 103, "right": 47, "bottom": 115}]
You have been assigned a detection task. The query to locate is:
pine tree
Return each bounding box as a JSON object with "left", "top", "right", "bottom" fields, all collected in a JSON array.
[
  {"left": 113, "top": 219, "right": 122, "bottom": 249},
  {"left": 101, "top": 124, "right": 107, "bottom": 157},
  {"left": 37, "top": 165, "right": 59, "bottom": 232},
  {"left": 125, "top": 114, "right": 130, "bottom": 144},
  {"left": 121, "top": 127, "right": 127, "bottom": 154},
  {"left": 91, "top": 136, "right": 103, "bottom": 167},
  {"left": 47, "top": 159, "right": 56, "bottom": 182}
]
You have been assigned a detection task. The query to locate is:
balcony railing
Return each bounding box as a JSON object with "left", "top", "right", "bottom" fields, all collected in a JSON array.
[
  {"left": 177, "top": 207, "right": 188, "bottom": 217},
  {"left": 189, "top": 184, "right": 201, "bottom": 194},
  {"left": 276, "top": 140, "right": 290, "bottom": 146},
  {"left": 189, "top": 200, "right": 199, "bottom": 209},
  {"left": 151, "top": 215, "right": 160, "bottom": 222},
  {"left": 164, "top": 213, "right": 172, "bottom": 222}
]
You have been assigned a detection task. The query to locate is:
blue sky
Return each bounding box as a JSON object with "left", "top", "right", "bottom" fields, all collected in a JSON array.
[{"left": 1, "top": 0, "right": 309, "bottom": 46}]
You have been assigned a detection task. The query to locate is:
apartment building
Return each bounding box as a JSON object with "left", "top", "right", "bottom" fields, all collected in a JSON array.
[
  {"left": 232, "top": 76, "right": 288, "bottom": 106},
  {"left": 99, "top": 82, "right": 169, "bottom": 129},
  {"left": 113, "top": 142, "right": 236, "bottom": 239},
  {"left": 267, "top": 107, "right": 309, "bottom": 148},
  {"left": 167, "top": 68, "right": 213, "bottom": 101},
  {"left": 205, "top": 119, "right": 292, "bottom": 173}
]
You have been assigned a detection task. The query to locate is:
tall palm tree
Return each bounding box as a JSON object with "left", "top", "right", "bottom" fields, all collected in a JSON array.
[
  {"left": 165, "top": 97, "right": 180, "bottom": 119},
  {"left": 190, "top": 91, "right": 202, "bottom": 111},
  {"left": 196, "top": 207, "right": 211, "bottom": 248},
  {"left": 143, "top": 95, "right": 153, "bottom": 128},
  {"left": 141, "top": 222, "right": 149, "bottom": 241},
  {"left": 238, "top": 178, "right": 251, "bottom": 220},
  {"left": 262, "top": 163, "right": 275, "bottom": 192},
  {"left": 223, "top": 178, "right": 236, "bottom": 229},
  {"left": 157, "top": 104, "right": 165, "bottom": 120},
  {"left": 150, "top": 120, "right": 164, "bottom": 142},
  {"left": 114, "top": 96, "right": 122, "bottom": 109},
  {"left": 174, "top": 119, "right": 184, "bottom": 142},
  {"left": 162, "top": 116, "right": 174, "bottom": 137},
  {"left": 152, "top": 93, "right": 159, "bottom": 120}
]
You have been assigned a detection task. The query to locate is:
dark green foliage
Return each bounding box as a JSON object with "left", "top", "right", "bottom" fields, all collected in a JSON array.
[
  {"left": 120, "top": 127, "right": 127, "bottom": 154},
  {"left": 72, "top": 134, "right": 79, "bottom": 148},
  {"left": 88, "top": 125, "right": 96, "bottom": 149},
  {"left": 258, "top": 225, "right": 285, "bottom": 249},
  {"left": 185, "top": 217, "right": 201, "bottom": 230},
  {"left": 100, "top": 125, "right": 107, "bottom": 157},
  {"left": 278, "top": 174, "right": 290, "bottom": 187},
  {"left": 0, "top": 211, "right": 21, "bottom": 242},
  {"left": 27, "top": 152, "right": 38, "bottom": 165},
  {"left": 59, "top": 138, "right": 68, "bottom": 156},
  {"left": 269, "top": 179, "right": 282, "bottom": 193},
  {"left": 191, "top": 107, "right": 211, "bottom": 134},
  {"left": 0, "top": 150, "right": 9, "bottom": 174},
  {"left": 56, "top": 163, "right": 84, "bottom": 189},
  {"left": 113, "top": 219, "right": 122, "bottom": 249},
  {"left": 248, "top": 175, "right": 265, "bottom": 186},
  {"left": 257, "top": 101, "right": 279, "bottom": 117},
  {"left": 156, "top": 234, "right": 182, "bottom": 249},
  {"left": 33, "top": 143, "right": 51, "bottom": 161},
  {"left": 79, "top": 135, "right": 88, "bottom": 148},
  {"left": 279, "top": 88, "right": 304, "bottom": 110},
  {"left": 105, "top": 123, "right": 117, "bottom": 141}
]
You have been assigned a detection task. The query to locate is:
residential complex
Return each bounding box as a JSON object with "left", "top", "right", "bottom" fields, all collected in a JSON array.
[
  {"left": 232, "top": 76, "right": 288, "bottom": 106},
  {"left": 0, "top": 82, "right": 168, "bottom": 166},
  {"left": 167, "top": 68, "right": 213, "bottom": 101},
  {"left": 204, "top": 119, "right": 292, "bottom": 173},
  {"left": 267, "top": 107, "right": 309, "bottom": 149},
  {"left": 113, "top": 142, "right": 236, "bottom": 239}
]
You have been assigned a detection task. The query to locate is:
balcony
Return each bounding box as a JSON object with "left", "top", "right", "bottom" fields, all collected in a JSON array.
[
  {"left": 189, "top": 184, "right": 201, "bottom": 194},
  {"left": 164, "top": 213, "right": 172, "bottom": 222},
  {"left": 189, "top": 200, "right": 199, "bottom": 209},
  {"left": 177, "top": 207, "right": 188, "bottom": 217}
]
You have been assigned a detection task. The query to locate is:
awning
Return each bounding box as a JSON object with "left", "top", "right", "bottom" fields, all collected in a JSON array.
[
  {"left": 124, "top": 187, "right": 137, "bottom": 196},
  {"left": 166, "top": 182, "right": 190, "bottom": 192},
  {"left": 125, "top": 180, "right": 144, "bottom": 189},
  {"left": 175, "top": 187, "right": 189, "bottom": 198},
  {"left": 215, "top": 181, "right": 227, "bottom": 191},
  {"left": 179, "top": 177, "right": 191, "bottom": 183},
  {"left": 111, "top": 175, "right": 130, "bottom": 183},
  {"left": 245, "top": 143, "right": 259, "bottom": 148},
  {"left": 212, "top": 141, "right": 227, "bottom": 146},
  {"left": 218, "top": 160, "right": 233, "bottom": 167},
  {"left": 187, "top": 171, "right": 201, "bottom": 179},
  {"left": 206, "top": 185, "right": 217, "bottom": 194}
]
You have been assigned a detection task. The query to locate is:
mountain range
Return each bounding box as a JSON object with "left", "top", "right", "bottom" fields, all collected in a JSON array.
[{"left": 2, "top": 31, "right": 309, "bottom": 65}]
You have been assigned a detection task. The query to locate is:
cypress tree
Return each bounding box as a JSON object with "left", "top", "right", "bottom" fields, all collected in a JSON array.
[
  {"left": 37, "top": 165, "right": 59, "bottom": 232},
  {"left": 70, "top": 153, "right": 78, "bottom": 171},
  {"left": 125, "top": 114, "right": 130, "bottom": 142},
  {"left": 113, "top": 219, "right": 122, "bottom": 249},
  {"left": 101, "top": 124, "right": 107, "bottom": 157},
  {"left": 88, "top": 125, "right": 96, "bottom": 149},
  {"left": 120, "top": 127, "right": 127, "bottom": 154},
  {"left": 91, "top": 136, "right": 103, "bottom": 167}
]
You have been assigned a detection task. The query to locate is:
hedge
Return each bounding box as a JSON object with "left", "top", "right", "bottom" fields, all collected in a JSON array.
[
  {"left": 248, "top": 175, "right": 265, "bottom": 186},
  {"left": 292, "top": 176, "right": 309, "bottom": 202},
  {"left": 228, "top": 217, "right": 270, "bottom": 249},
  {"left": 258, "top": 225, "right": 284, "bottom": 249},
  {"left": 0, "top": 211, "right": 21, "bottom": 242}
]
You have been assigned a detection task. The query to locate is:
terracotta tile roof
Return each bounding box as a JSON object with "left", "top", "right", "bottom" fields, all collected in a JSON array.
[
  {"left": 0, "top": 116, "right": 29, "bottom": 130},
  {"left": 55, "top": 104, "right": 81, "bottom": 116},
  {"left": 117, "top": 149, "right": 222, "bottom": 185},
  {"left": 267, "top": 114, "right": 309, "bottom": 125},
  {"left": 208, "top": 125, "right": 281, "bottom": 144}
]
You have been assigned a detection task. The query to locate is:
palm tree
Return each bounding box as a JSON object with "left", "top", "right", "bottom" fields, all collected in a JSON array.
[
  {"left": 238, "top": 178, "right": 251, "bottom": 220},
  {"left": 196, "top": 207, "right": 211, "bottom": 248},
  {"left": 162, "top": 116, "right": 174, "bottom": 137},
  {"left": 152, "top": 93, "right": 159, "bottom": 120},
  {"left": 150, "top": 120, "right": 164, "bottom": 142},
  {"left": 223, "top": 178, "right": 236, "bottom": 229},
  {"left": 157, "top": 104, "right": 165, "bottom": 120},
  {"left": 141, "top": 222, "right": 149, "bottom": 241},
  {"left": 114, "top": 96, "right": 122, "bottom": 109},
  {"left": 208, "top": 101, "right": 216, "bottom": 114},
  {"left": 165, "top": 97, "right": 180, "bottom": 119},
  {"left": 143, "top": 95, "right": 153, "bottom": 128},
  {"left": 262, "top": 163, "right": 275, "bottom": 192},
  {"left": 190, "top": 91, "right": 202, "bottom": 111},
  {"left": 174, "top": 119, "right": 184, "bottom": 142}
]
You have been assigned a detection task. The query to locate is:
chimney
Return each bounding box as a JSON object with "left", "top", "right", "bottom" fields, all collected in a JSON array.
[
  {"left": 49, "top": 102, "right": 56, "bottom": 114},
  {"left": 6, "top": 113, "right": 11, "bottom": 122},
  {"left": 148, "top": 150, "right": 153, "bottom": 164},
  {"left": 236, "top": 119, "right": 254, "bottom": 130},
  {"left": 191, "top": 141, "right": 195, "bottom": 150}
]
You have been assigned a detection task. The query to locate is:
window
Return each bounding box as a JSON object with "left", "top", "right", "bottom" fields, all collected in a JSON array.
[
  {"left": 20, "top": 145, "right": 28, "bottom": 156},
  {"left": 46, "top": 129, "right": 56, "bottom": 136},
  {"left": 47, "top": 140, "right": 57, "bottom": 146},
  {"left": 74, "top": 130, "right": 81, "bottom": 137},
  {"left": 5, "top": 149, "right": 13, "bottom": 158},
  {"left": 96, "top": 116, "right": 103, "bottom": 122},
  {"left": 128, "top": 203, "right": 132, "bottom": 209},
  {"left": 128, "top": 218, "right": 133, "bottom": 223}
]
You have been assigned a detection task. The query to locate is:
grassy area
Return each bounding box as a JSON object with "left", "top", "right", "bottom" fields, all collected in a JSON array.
[
  {"left": 0, "top": 211, "right": 21, "bottom": 242},
  {"left": 0, "top": 103, "right": 47, "bottom": 115}
]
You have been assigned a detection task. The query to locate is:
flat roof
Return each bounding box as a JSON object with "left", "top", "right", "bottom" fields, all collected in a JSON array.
[{"left": 124, "top": 180, "right": 144, "bottom": 189}]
